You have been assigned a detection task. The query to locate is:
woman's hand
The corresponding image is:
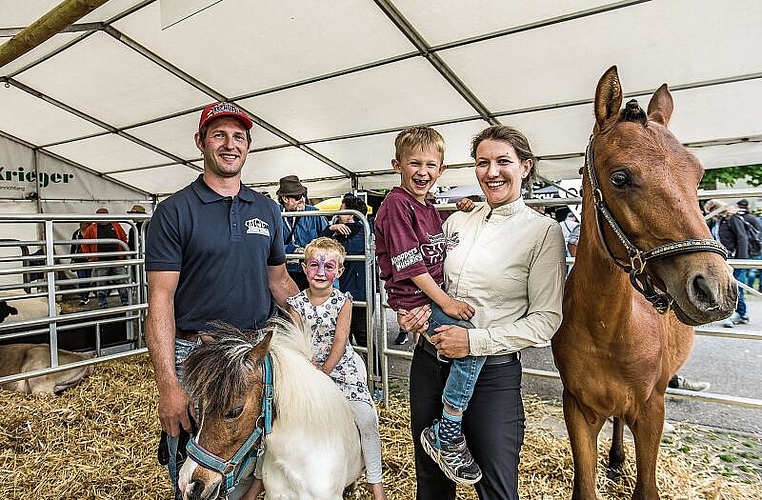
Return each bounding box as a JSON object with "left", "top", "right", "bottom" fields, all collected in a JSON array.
[
  {"left": 430, "top": 325, "right": 470, "bottom": 358},
  {"left": 397, "top": 305, "right": 431, "bottom": 335}
]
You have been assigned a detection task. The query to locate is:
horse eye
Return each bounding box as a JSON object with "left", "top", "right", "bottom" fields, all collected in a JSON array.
[
  {"left": 610, "top": 171, "right": 629, "bottom": 187},
  {"left": 224, "top": 407, "right": 243, "bottom": 420}
]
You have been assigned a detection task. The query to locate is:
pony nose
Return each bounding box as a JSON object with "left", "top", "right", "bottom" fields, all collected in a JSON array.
[{"left": 185, "top": 480, "right": 205, "bottom": 500}]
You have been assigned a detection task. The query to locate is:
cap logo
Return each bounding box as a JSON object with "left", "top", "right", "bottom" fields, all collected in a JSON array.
[{"left": 207, "top": 102, "right": 242, "bottom": 119}]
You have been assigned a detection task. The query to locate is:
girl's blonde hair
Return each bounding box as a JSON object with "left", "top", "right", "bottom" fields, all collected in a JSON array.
[{"left": 304, "top": 237, "right": 346, "bottom": 265}]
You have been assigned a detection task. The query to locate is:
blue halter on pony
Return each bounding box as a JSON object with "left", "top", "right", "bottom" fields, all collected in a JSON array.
[{"left": 185, "top": 353, "right": 274, "bottom": 494}]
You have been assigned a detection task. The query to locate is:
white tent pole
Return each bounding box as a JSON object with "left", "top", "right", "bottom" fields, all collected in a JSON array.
[{"left": 0, "top": 0, "right": 110, "bottom": 68}]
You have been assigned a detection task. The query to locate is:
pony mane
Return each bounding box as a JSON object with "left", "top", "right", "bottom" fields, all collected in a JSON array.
[
  {"left": 620, "top": 99, "right": 647, "bottom": 126},
  {"left": 266, "top": 318, "right": 355, "bottom": 443},
  {"left": 182, "top": 316, "right": 323, "bottom": 418}
]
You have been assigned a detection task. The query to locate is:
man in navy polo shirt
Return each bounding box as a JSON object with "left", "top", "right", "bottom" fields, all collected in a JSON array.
[{"left": 145, "top": 102, "right": 298, "bottom": 499}]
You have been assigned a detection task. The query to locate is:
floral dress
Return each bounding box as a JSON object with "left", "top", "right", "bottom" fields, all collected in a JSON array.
[{"left": 287, "top": 289, "right": 372, "bottom": 406}]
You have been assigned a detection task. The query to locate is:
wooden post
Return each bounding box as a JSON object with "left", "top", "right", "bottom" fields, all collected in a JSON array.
[{"left": 0, "top": 0, "right": 110, "bottom": 69}]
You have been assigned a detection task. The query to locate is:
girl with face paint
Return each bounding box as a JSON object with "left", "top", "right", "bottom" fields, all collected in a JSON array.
[{"left": 284, "top": 237, "right": 387, "bottom": 500}]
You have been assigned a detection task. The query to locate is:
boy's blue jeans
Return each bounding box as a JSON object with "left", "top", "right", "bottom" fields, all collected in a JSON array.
[{"left": 427, "top": 303, "right": 486, "bottom": 413}]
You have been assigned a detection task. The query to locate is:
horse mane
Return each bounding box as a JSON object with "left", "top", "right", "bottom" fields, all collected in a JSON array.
[
  {"left": 266, "top": 317, "right": 354, "bottom": 442},
  {"left": 620, "top": 99, "right": 647, "bottom": 126}
]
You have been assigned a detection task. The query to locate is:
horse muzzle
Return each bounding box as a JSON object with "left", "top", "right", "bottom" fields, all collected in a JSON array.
[{"left": 182, "top": 477, "right": 222, "bottom": 500}]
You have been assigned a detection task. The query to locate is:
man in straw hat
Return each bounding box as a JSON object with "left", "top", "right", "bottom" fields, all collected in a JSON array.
[
  {"left": 145, "top": 102, "right": 298, "bottom": 499},
  {"left": 126, "top": 204, "right": 147, "bottom": 252},
  {"left": 276, "top": 174, "right": 328, "bottom": 290}
]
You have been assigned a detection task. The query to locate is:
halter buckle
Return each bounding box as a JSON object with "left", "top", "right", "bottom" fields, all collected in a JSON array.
[{"left": 629, "top": 252, "right": 646, "bottom": 275}]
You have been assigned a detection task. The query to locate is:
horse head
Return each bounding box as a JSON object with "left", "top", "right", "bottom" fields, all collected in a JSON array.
[
  {"left": 178, "top": 324, "right": 273, "bottom": 500},
  {"left": 586, "top": 65, "right": 736, "bottom": 326}
]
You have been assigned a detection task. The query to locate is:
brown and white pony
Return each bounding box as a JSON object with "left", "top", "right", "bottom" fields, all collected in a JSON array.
[
  {"left": 178, "top": 319, "right": 363, "bottom": 500},
  {"left": 552, "top": 66, "right": 737, "bottom": 500}
]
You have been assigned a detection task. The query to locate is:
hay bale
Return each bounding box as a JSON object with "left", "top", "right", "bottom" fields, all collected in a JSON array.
[{"left": 0, "top": 356, "right": 759, "bottom": 499}]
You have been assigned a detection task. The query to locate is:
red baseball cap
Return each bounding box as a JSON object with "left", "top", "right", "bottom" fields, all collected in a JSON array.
[{"left": 198, "top": 102, "right": 253, "bottom": 131}]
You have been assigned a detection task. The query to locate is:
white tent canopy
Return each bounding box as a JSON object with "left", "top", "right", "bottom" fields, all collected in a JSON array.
[{"left": 1, "top": 0, "right": 761, "bottom": 202}]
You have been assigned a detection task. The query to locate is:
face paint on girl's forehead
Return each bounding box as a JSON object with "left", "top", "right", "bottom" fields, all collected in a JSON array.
[{"left": 306, "top": 252, "right": 339, "bottom": 282}]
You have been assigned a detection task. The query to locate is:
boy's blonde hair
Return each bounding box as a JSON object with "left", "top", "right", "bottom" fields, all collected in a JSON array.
[
  {"left": 304, "top": 237, "right": 346, "bottom": 266},
  {"left": 394, "top": 126, "right": 445, "bottom": 162}
]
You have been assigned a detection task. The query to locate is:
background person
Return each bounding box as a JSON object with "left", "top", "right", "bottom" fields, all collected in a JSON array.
[
  {"left": 399, "top": 125, "right": 565, "bottom": 500},
  {"left": 145, "top": 102, "right": 298, "bottom": 500},
  {"left": 277, "top": 175, "right": 328, "bottom": 290},
  {"left": 737, "top": 199, "right": 762, "bottom": 292},
  {"left": 127, "top": 204, "right": 147, "bottom": 253},
  {"left": 704, "top": 199, "right": 749, "bottom": 327},
  {"left": 70, "top": 221, "right": 93, "bottom": 305},
  {"left": 82, "top": 208, "right": 129, "bottom": 309}
]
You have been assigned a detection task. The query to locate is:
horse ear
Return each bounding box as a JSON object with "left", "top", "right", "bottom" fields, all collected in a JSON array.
[
  {"left": 594, "top": 65, "right": 623, "bottom": 128},
  {"left": 647, "top": 83, "right": 673, "bottom": 126},
  {"left": 248, "top": 329, "right": 273, "bottom": 362}
]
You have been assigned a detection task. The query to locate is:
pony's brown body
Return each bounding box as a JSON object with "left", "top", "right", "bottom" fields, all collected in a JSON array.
[{"left": 552, "top": 66, "right": 737, "bottom": 500}]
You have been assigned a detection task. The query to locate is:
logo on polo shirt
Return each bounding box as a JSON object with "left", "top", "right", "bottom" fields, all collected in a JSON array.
[{"left": 245, "top": 218, "right": 270, "bottom": 236}]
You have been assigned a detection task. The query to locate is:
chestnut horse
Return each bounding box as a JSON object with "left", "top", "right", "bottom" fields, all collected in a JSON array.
[
  {"left": 178, "top": 319, "right": 363, "bottom": 500},
  {"left": 552, "top": 66, "right": 737, "bottom": 500}
]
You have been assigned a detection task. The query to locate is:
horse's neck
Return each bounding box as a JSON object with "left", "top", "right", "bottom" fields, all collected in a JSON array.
[{"left": 571, "top": 219, "right": 634, "bottom": 305}]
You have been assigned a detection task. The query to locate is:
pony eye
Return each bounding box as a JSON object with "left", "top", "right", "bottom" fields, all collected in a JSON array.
[
  {"left": 224, "top": 407, "right": 243, "bottom": 420},
  {"left": 610, "top": 171, "right": 629, "bottom": 187}
]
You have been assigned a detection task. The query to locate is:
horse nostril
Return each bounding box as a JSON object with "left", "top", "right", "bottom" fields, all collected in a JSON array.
[
  {"left": 187, "top": 480, "right": 205, "bottom": 500},
  {"left": 690, "top": 273, "right": 717, "bottom": 307}
]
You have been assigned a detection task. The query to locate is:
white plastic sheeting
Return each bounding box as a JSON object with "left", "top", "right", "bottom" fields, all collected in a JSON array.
[{"left": 1, "top": 0, "right": 760, "bottom": 199}]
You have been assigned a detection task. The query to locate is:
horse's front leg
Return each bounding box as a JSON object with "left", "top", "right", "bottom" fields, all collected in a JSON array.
[
  {"left": 563, "top": 389, "right": 605, "bottom": 500},
  {"left": 629, "top": 396, "right": 665, "bottom": 500},
  {"left": 607, "top": 417, "right": 626, "bottom": 480}
]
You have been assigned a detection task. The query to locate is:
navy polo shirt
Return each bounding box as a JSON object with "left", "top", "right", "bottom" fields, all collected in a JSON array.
[{"left": 146, "top": 175, "right": 285, "bottom": 331}]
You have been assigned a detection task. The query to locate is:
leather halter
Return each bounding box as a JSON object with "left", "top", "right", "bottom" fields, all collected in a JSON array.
[
  {"left": 584, "top": 134, "right": 728, "bottom": 314},
  {"left": 186, "top": 353, "right": 274, "bottom": 496}
]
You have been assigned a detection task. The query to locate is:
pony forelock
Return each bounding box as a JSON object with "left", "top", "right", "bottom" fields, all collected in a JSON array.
[{"left": 183, "top": 327, "right": 262, "bottom": 416}]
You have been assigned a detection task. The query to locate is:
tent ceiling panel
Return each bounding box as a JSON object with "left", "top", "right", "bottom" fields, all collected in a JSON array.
[
  {"left": 666, "top": 80, "right": 762, "bottom": 144},
  {"left": 0, "top": 85, "right": 104, "bottom": 145},
  {"left": 110, "top": 163, "right": 200, "bottom": 195},
  {"left": 15, "top": 32, "right": 211, "bottom": 128},
  {"left": 535, "top": 158, "right": 585, "bottom": 184},
  {"left": 691, "top": 142, "right": 762, "bottom": 171},
  {"left": 0, "top": 1, "right": 60, "bottom": 27},
  {"left": 113, "top": 0, "right": 415, "bottom": 97},
  {"left": 127, "top": 112, "right": 288, "bottom": 162},
  {"left": 439, "top": 0, "right": 762, "bottom": 113},
  {"left": 309, "top": 119, "right": 490, "bottom": 174},
  {"left": 240, "top": 147, "right": 344, "bottom": 185},
  {"left": 240, "top": 58, "right": 476, "bottom": 142},
  {"left": 46, "top": 133, "right": 172, "bottom": 173},
  {"left": 0, "top": 32, "right": 81, "bottom": 76},
  {"left": 0, "top": 0, "right": 760, "bottom": 199},
  {"left": 500, "top": 105, "right": 594, "bottom": 159},
  {"left": 394, "top": 0, "right": 612, "bottom": 47}
]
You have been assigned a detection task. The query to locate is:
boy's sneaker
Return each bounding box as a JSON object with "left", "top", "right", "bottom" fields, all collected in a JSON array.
[
  {"left": 739, "top": 315, "right": 750, "bottom": 324},
  {"left": 394, "top": 331, "right": 409, "bottom": 345},
  {"left": 78, "top": 298, "right": 89, "bottom": 306},
  {"left": 420, "top": 422, "right": 482, "bottom": 485}
]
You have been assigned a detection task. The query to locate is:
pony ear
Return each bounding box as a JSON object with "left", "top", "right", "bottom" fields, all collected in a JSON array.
[
  {"left": 594, "top": 65, "right": 623, "bottom": 128},
  {"left": 647, "top": 83, "right": 673, "bottom": 126},
  {"left": 248, "top": 329, "right": 273, "bottom": 363}
]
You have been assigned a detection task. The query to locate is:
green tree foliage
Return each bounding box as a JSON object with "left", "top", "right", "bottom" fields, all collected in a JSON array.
[{"left": 700, "top": 165, "right": 762, "bottom": 189}]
